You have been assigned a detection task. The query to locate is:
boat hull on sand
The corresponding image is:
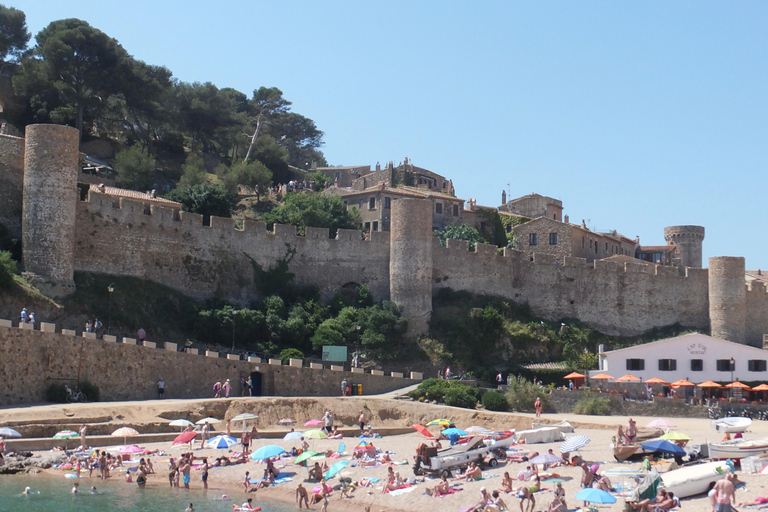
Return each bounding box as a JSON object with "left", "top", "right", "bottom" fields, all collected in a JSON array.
[
  {"left": 711, "top": 417, "right": 752, "bottom": 433},
  {"left": 660, "top": 461, "right": 730, "bottom": 498},
  {"left": 708, "top": 437, "right": 768, "bottom": 460}
]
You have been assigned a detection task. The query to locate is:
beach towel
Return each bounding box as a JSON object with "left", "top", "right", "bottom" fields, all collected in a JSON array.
[{"left": 388, "top": 485, "right": 416, "bottom": 496}]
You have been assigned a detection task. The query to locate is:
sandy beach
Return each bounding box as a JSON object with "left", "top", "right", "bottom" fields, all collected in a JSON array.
[{"left": 6, "top": 398, "right": 768, "bottom": 512}]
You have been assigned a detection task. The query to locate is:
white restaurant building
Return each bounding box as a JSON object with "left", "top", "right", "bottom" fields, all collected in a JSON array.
[{"left": 591, "top": 333, "right": 768, "bottom": 385}]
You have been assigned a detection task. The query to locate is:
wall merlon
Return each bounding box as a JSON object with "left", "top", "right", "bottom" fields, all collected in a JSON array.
[
  {"left": 624, "top": 262, "right": 653, "bottom": 274},
  {"left": 149, "top": 204, "right": 179, "bottom": 223},
  {"left": 593, "top": 259, "right": 618, "bottom": 272},
  {"left": 243, "top": 220, "right": 266, "bottom": 232},
  {"left": 532, "top": 252, "right": 556, "bottom": 265},
  {"left": 474, "top": 243, "right": 498, "bottom": 258},
  {"left": 335, "top": 228, "right": 360, "bottom": 241},
  {"left": 747, "top": 281, "right": 767, "bottom": 293},
  {"left": 369, "top": 230, "right": 389, "bottom": 244},
  {"left": 445, "top": 239, "right": 470, "bottom": 252},
  {"left": 118, "top": 198, "right": 146, "bottom": 214},
  {"left": 273, "top": 223, "right": 298, "bottom": 238},
  {"left": 179, "top": 210, "right": 204, "bottom": 227},
  {"left": 656, "top": 266, "right": 678, "bottom": 277},
  {"left": 686, "top": 267, "right": 709, "bottom": 279},
  {"left": 210, "top": 215, "right": 236, "bottom": 232},
  {"left": 563, "top": 257, "right": 587, "bottom": 268},
  {"left": 305, "top": 226, "right": 330, "bottom": 239}
]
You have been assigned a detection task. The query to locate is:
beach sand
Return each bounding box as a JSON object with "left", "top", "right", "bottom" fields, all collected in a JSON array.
[{"left": 23, "top": 410, "right": 768, "bottom": 512}]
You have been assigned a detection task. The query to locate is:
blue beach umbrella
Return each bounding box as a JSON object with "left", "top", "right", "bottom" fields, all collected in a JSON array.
[
  {"left": 325, "top": 460, "right": 349, "bottom": 479},
  {"left": 284, "top": 431, "right": 304, "bottom": 441},
  {"left": 205, "top": 435, "right": 238, "bottom": 450},
  {"left": 574, "top": 487, "right": 617, "bottom": 504},
  {"left": 251, "top": 445, "right": 286, "bottom": 460},
  {"left": 441, "top": 428, "right": 468, "bottom": 437},
  {"left": 641, "top": 439, "right": 686, "bottom": 456},
  {"left": 560, "top": 435, "right": 591, "bottom": 454}
]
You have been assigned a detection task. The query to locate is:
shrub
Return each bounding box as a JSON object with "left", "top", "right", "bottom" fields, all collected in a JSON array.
[
  {"left": 482, "top": 390, "right": 509, "bottom": 411},
  {"left": 114, "top": 145, "right": 156, "bottom": 190},
  {"left": 444, "top": 386, "right": 478, "bottom": 409},
  {"left": 505, "top": 376, "right": 551, "bottom": 413},
  {"left": 45, "top": 383, "right": 67, "bottom": 403},
  {"left": 78, "top": 381, "right": 101, "bottom": 402},
  {"left": 573, "top": 391, "right": 610, "bottom": 415},
  {"left": 280, "top": 348, "right": 304, "bottom": 365},
  {"left": 0, "top": 250, "right": 17, "bottom": 289},
  {"left": 407, "top": 378, "right": 451, "bottom": 403}
]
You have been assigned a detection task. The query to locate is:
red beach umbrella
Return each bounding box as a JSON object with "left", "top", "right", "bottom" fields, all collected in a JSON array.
[
  {"left": 412, "top": 424, "right": 434, "bottom": 438},
  {"left": 172, "top": 431, "right": 197, "bottom": 446}
]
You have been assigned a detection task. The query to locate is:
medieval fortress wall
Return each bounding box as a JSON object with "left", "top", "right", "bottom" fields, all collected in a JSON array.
[{"left": 6, "top": 125, "right": 768, "bottom": 345}]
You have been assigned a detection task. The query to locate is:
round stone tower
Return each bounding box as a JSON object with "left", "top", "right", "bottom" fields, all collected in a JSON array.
[
  {"left": 663, "top": 225, "right": 705, "bottom": 269},
  {"left": 390, "top": 198, "right": 433, "bottom": 336},
  {"left": 22, "top": 124, "right": 80, "bottom": 297},
  {"left": 709, "top": 256, "right": 746, "bottom": 344}
]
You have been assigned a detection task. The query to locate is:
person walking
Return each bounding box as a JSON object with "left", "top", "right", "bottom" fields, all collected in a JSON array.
[
  {"left": 213, "top": 380, "right": 222, "bottom": 398},
  {"left": 358, "top": 410, "right": 366, "bottom": 433},
  {"left": 341, "top": 379, "right": 348, "bottom": 397},
  {"left": 223, "top": 379, "right": 232, "bottom": 398},
  {"left": 157, "top": 378, "right": 165, "bottom": 399}
]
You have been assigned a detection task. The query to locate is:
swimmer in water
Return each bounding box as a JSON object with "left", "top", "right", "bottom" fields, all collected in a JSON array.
[
  {"left": 22, "top": 486, "right": 31, "bottom": 495},
  {"left": 185, "top": 504, "right": 194, "bottom": 511},
  {"left": 71, "top": 482, "right": 79, "bottom": 494},
  {"left": 90, "top": 486, "right": 98, "bottom": 494}
]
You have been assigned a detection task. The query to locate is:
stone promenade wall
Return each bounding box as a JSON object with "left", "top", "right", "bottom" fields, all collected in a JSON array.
[
  {"left": 0, "top": 134, "right": 24, "bottom": 237},
  {"left": 0, "top": 324, "right": 420, "bottom": 406}
]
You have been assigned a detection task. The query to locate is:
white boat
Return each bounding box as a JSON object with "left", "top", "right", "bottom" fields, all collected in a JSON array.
[
  {"left": 711, "top": 417, "right": 752, "bottom": 433},
  {"left": 531, "top": 419, "right": 575, "bottom": 433},
  {"left": 708, "top": 437, "right": 768, "bottom": 460},
  {"left": 660, "top": 461, "right": 730, "bottom": 498},
  {"left": 516, "top": 426, "right": 565, "bottom": 444}
]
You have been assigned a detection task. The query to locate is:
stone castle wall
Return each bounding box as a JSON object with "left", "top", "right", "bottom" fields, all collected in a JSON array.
[
  {"left": 0, "top": 134, "right": 24, "bottom": 237},
  {"left": 0, "top": 324, "right": 419, "bottom": 406},
  {"left": 73, "top": 191, "right": 392, "bottom": 303}
]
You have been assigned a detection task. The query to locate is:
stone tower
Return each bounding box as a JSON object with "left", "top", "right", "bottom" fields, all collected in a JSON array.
[
  {"left": 390, "top": 198, "right": 433, "bottom": 336},
  {"left": 22, "top": 124, "right": 80, "bottom": 297},
  {"left": 664, "top": 225, "right": 705, "bottom": 271},
  {"left": 709, "top": 256, "right": 746, "bottom": 344}
]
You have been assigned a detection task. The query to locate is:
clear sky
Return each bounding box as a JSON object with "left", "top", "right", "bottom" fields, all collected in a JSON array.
[{"left": 12, "top": 1, "right": 767, "bottom": 269}]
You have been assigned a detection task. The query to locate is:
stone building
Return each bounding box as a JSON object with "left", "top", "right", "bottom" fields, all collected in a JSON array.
[{"left": 499, "top": 192, "right": 563, "bottom": 221}]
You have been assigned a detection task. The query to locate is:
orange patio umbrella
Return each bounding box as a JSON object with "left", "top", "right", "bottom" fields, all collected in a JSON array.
[
  {"left": 564, "top": 372, "right": 586, "bottom": 379},
  {"left": 591, "top": 373, "right": 614, "bottom": 380},
  {"left": 697, "top": 381, "right": 723, "bottom": 388},
  {"left": 644, "top": 377, "right": 669, "bottom": 385},
  {"left": 725, "top": 381, "right": 751, "bottom": 390},
  {"left": 751, "top": 384, "right": 768, "bottom": 392},
  {"left": 616, "top": 374, "right": 641, "bottom": 382},
  {"left": 670, "top": 379, "right": 695, "bottom": 387}
]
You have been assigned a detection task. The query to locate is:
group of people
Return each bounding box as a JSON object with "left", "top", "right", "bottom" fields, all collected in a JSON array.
[
  {"left": 19, "top": 308, "right": 35, "bottom": 326},
  {"left": 617, "top": 418, "right": 639, "bottom": 446}
]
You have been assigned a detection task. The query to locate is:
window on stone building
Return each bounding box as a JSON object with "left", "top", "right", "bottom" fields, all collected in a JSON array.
[
  {"left": 335, "top": 172, "right": 341, "bottom": 180},
  {"left": 658, "top": 359, "right": 677, "bottom": 371},
  {"left": 529, "top": 233, "right": 538, "bottom": 246},
  {"left": 384, "top": 197, "right": 391, "bottom": 209},
  {"left": 716, "top": 359, "right": 735, "bottom": 372},
  {"left": 435, "top": 203, "right": 443, "bottom": 214},
  {"left": 582, "top": 237, "right": 585, "bottom": 249},
  {"left": 364, "top": 222, "right": 370, "bottom": 232},
  {"left": 626, "top": 358, "right": 645, "bottom": 371},
  {"left": 453, "top": 204, "right": 459, "bottom": 216},
  {"left": 343, "top": 200, "right": 348, "bottom": 207},
  {"left": 748, "top": 360, "right": 767, "bottom": 372},
  {"left": 480, "top": 221, "right": 487, "bottom": 233},
  {"left": 549, "top": 233, "right": 558, "bottom": 245},
  {"left": 372, "top": 221, "right": 378, "bottom": 232},
  {"left": 594, "top": 243, "right": 598, "bottom": 254},
  {"left": 605, "top": 242, "right": 608, "bottom": 253},
  {"left": 359, "top": 199, "right": 364, "bottom": 208},
  {"left": 369, "top": 197, "right": 376, "bottom": 210},
  {"left": 691, "top": 359, "right": 704, "bottom": 371},
  {"left": 443, "top": 182, "right": 447, "bottom": 189}
]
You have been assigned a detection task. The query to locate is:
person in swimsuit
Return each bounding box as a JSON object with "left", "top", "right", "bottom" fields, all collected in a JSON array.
[
  {"left": 626, "top": 418, "right": 638, "bottom": 443},
  {"left": 296, "top": 483, "right": 310, "bottom": 508},
  {"left": 201, "top": 459, "right": 209, "bottom": 490},
  {"left": 136, "top": 470, "right": 147, "bottom": 488}
]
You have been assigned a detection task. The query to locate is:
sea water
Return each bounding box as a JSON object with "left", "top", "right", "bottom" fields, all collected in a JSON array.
[{"left": 0, "top": 475, "right": 293, "bottom": 512}]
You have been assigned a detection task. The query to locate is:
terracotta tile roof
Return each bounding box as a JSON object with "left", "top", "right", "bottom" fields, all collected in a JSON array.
[
  {"left": 746, "top": 270, "right": 768, "bottom": 284},
  {"left": 522, "top": 362, "right": 569, "bottom": 370},
  {"left": 90, "top": 184, "right": 181, "bottom": 207},
  {"left": 335, "top": 185, "right": 463, "bottom": 202}
]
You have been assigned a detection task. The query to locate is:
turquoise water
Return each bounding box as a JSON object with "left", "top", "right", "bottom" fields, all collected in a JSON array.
[{"left": 0, "top": 475, "right": 293, "bottom": 512}]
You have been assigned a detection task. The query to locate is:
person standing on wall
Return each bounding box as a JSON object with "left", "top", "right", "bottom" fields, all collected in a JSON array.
[
  {"left": 157, "top": 377, "right": 165, "bottom": 399},
  {"left": 341, "top": 379, "right": 348, "bottom": 397},
  {"left": 496, "top": 372, "right": 504, "bottom": 390},
  {"left": 223, "top": 379, "right": 232, "bottom": 398}
]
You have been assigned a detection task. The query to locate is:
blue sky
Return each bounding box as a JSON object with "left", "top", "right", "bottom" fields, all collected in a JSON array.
[{"left": 13, "top": 1, "right": 767, "bottom": 268}]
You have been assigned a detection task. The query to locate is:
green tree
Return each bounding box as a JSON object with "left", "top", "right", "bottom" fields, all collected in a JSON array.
[
  {"left": 0, "top": 5, "right": 30, "bottom": 63},
  {"left": 0, "top": 250, "right": 17, "bottom": 289},
  {"left": 14, "top": 19, "right": 130, "bottom": 138},
  {"left": 167, "top": 183, "right": 231, "bottom": 219},
  {"left": 261, "top": 192, "right": 361, "bottom": 237},
  {"left": 114, "top": 145, "right": 155, "bottom": 190},
  {"left": 118, "top": 60, "right": 174, "bottom": 154},
  {"left": 179, "top": 153, "right": 207, "bottom": 187},
  {"left": 222, "top": 160, "right": 272, "bottom": 200},
  {"left": 243, "top": 86, "right": 291, "bottom": 163},
  {"left": 174, "top": 81, "right": 241, "bottom": 153},
  {"left": 433, "top": 223, "right": 485, "bottom": 250}
]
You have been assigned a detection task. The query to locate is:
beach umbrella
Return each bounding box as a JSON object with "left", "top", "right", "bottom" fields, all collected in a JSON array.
[
  {"left": 426, "top": 419, "right": 454, "bottom": 427},
  {"left": 284, "top": 431, "right": 304, "bottom": 440},
  {"left": 111, "top": 427, "right": 140, "bottom": 445},
  {"left": 206, "top": 435, "right": 238, "bottom": 450},
  {"left": 641, "top": 439, "right": 686, "bottom": 456},
  {"left": 659, "top": 432, "right": 691, "bottom": 441},
  {"left": 646, "top": 419, "right": 677, "bottom": 429},
  {"left": 304, "top": 429, "right": 328, "bottom": 439},
  {"left": 644, "top": 377, "right": 669, "bottom": 385},
  {"left": 195, "top": 417, "right": 221, "bottom": 425},
  {"left": 172, "top": 431, "right": 197, "bottom": 446},
  {"left": 529, "top": 452, "right": 564, "bottom": 465},
  {"left": 591, "top": 373, "right": 614, "bottom": 380},
  {"left": 251, "top": 445, "right": 286, "bottom": 460},
  {"left": 564, "top": 372, "right": 585, "bottom": 379},
  {"left": 325, "top": 460, "right": 349, "bottom": 479},
  {"left": 616, "top": 374, "right": 641, "bottom": 382},
  {"left": 169, "top": 419, "right": 194, "bottom": 431},
  {"left": 117, "top": 445, "right": 144, "bottom": 454},
  {"left": 232, "top": 412, "right": 258, "bottom": 431},
  {"left": 697, "top": 381, "right": 723, "bottom": 388},
  {"left": 278, "top": 418, "right": 297, "bottom": 425},
  {"left": 465, "top": 426, "right": 486, "bottom": 432},
  {"left": 574, "top": 488, "right": 617, "bottom": 504},
  {"left": 294, "top": 451, "right": 319, "bottom": 465},
  {"left": 304, "top": 419, "right": 324, "bottom": 427},
  {"left": 0, "top": 427, "right": 21, "bottom": 438},
  {"left": 53, "top": 430, "right": 78, "bottom": 449},
  {"left": 412, "top": 424, "right": 434, "bottom": 438},
  {"left": 725, "top": 381, "right": 751, "bottom": 390},
  {"left": 559, "top": 435, "right": 591, "bottom": 454},
  {"left": 751, "top": 384, "right": 768, "bottom": 391},
  {"left": 441, "top": 427, "right": 468, "bottom": 437},
  {"left": 670, "top": 379, "right": 695, "bottom": 387}
]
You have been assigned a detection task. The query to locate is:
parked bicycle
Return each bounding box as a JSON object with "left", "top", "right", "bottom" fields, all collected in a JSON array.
[{"left": 64, "top": 384, "right": 88, "bottom": 403}]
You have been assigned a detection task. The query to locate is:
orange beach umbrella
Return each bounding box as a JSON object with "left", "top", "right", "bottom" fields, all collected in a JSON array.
[
  {"left": 616, "top": 374, "right": 641, "bottom": 382},
  {"left": 591, "top": 373, "right": 614, "bottom": 380},
  {"left": 670, "top": 379, "right": 695, "bottom": 387},
  {"left": 751, "top": 384, "right": 768, "bottom": 392},
  {"left": 643, "top": 377, "right": 669, "bottom": 385},
  {"left": 697, "top": 381, "right": 723, "bottom": 388},
  {"left": 564, "top": 372, "right": 586, "bottom": 379},
  {"left": 725, "top": 381, "right": 751, "bottom": 390}
]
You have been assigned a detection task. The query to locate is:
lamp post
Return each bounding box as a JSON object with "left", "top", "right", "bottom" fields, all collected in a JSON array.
[
  {"left": 355, "top": 324, "right": 361, "bottom": 368},
  {"left": 232, "top": 309, "right": 238, "bottom": 352},
  {"left": 107, "top": 284, "right": 115, "bottom": 335},
  {"left": 730, "top": 357, "right": 735, "bottom": 398}
]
